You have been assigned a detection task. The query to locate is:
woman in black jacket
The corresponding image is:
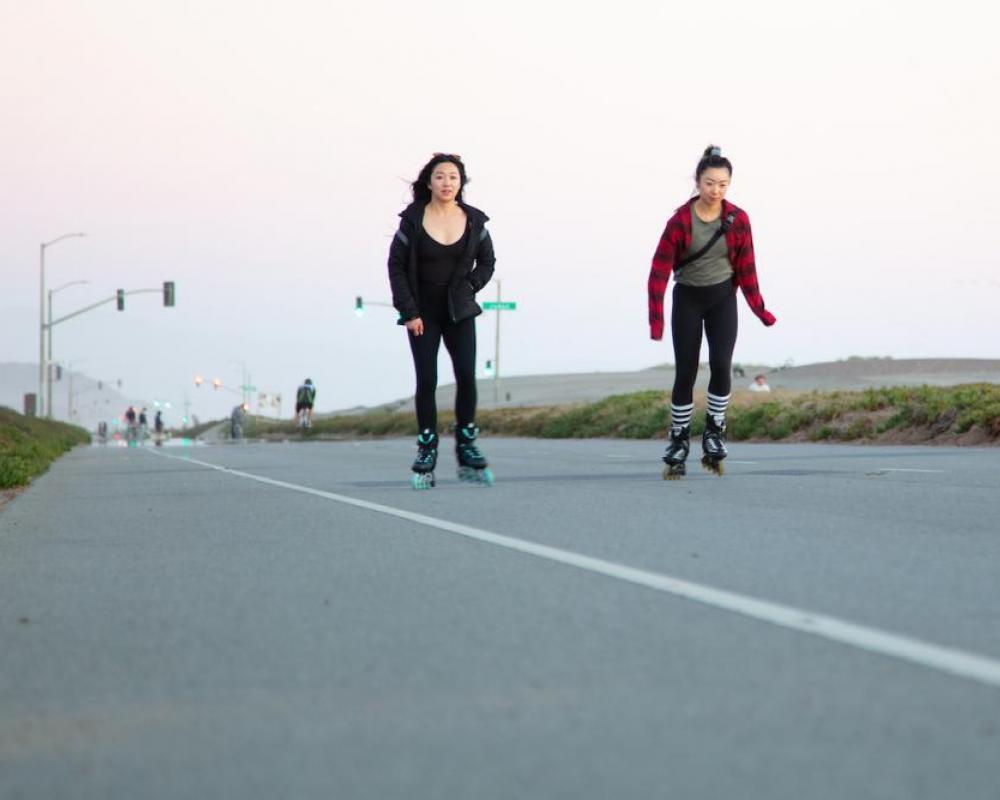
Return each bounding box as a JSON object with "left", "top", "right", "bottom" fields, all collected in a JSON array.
[{"left": 387, "top": 153, "right": 496, "bottom": 489}]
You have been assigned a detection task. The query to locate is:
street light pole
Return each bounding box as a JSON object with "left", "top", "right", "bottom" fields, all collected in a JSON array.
[
  {"left": 39, "top": 233, "right": 86, "bottom": 417},
  {"left": 46, "top": 279, "right": 90, "bottom": 419}
]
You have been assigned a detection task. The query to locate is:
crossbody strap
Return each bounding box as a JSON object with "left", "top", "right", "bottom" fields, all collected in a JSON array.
[{"left": 676, "top": 211, "right": 736, "bottom": 273}]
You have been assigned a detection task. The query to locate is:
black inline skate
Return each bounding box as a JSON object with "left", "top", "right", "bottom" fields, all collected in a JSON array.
[
  {"left": 410, "top": 429, "right": 438, "bottom": 490},
  {"left": 456, "top": 423, "right": 494, "bottom": 486},
  {"left": 661, "top": 424, "right": 691, "bottom": 480},
  {"left": 701, "top": 414, "right": 728, "bottom": 477}
]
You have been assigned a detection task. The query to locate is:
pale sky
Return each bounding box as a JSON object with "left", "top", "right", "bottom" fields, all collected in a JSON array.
[{"left": 2, "top": 0, "right": 998, "bottom": 424}]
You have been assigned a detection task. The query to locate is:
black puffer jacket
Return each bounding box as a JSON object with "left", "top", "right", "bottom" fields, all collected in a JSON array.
[{"left": 387, "top": 202, "right": 496, "bottom": 325}]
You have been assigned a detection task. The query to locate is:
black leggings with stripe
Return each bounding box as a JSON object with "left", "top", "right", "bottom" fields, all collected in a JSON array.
[{"left": 670, "top": 280, "right": 738, "bottom": 406}]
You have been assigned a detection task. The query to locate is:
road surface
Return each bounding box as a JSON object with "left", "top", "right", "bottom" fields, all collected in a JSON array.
[{"left": 2, "top": 438, "right": 999, "bottom": 799}]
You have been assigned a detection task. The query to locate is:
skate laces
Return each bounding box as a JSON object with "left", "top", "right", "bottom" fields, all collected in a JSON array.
[{"left": 458, "top": 423, "right": 480, "bottom": 442}]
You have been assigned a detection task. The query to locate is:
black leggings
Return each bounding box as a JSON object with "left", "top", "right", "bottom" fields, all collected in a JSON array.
[
  {"left": 671, "top": 280, "right": 738, "bottom": 406},
  {"left": 408, "top": 290, "right": 477, "bottom": 432}
]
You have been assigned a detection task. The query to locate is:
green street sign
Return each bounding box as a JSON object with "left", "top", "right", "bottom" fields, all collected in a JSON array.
[{"left": 483, "top": 301, "right": 517, "bottom": 310}]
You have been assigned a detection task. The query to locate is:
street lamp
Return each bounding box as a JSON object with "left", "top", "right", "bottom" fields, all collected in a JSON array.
[
  {"left": 46, "top": 279, "right": 90, "bottom": 418},
  {"left": 39, "top": 232, "right": 86, "bottom": 416}
]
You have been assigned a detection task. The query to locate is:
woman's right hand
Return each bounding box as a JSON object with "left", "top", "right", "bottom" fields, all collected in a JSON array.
[{"left": 405, "top": 317, "right": 424, "bottom": 336}]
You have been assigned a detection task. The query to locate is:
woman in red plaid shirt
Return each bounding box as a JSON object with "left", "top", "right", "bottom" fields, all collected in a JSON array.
[{"left": 648, "top": 145, "right": 777, "bottom": 478}]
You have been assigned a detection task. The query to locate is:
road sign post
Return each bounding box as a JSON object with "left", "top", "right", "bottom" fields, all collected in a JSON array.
[{"left": 482, "top": 282, "right": 517, "bottom": 405}]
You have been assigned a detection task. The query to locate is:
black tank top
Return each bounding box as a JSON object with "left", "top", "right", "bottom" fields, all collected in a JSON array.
[{"left": 417, "top": 228, "right": 468, "bottom": 286}]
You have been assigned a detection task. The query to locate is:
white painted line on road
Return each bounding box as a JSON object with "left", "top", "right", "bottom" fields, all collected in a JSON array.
[
  {"left": 879, "top": 468, "right": 944, "bottom": 474},
  {"left": 153, "top": 450, "right": 1000, "bottom": 691}
]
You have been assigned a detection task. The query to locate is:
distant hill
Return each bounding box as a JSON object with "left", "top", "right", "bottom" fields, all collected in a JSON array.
[
  {"left": 359, "top": 358, "right": 1000, "bottom": 415},
  {"left": 0, "top": 362, "right": 130, "bottom": 431}
]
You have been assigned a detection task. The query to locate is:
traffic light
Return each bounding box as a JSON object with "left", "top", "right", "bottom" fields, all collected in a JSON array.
[
  {"left": 484, "top": 359, "right": 494, "bottom": 377},
  {"left": 55, "top": 364, "right": 63, "bottom": 381},
  {"left": 116, "top": 289, "right": 125, "bottom": 311},
  {"left": 212, "top": 378, "right": 222, "bottom": 390},
  {"left": 194, "top": 375, "right": 203, "bottom": 387},
  {"left": 163, "top": 281, "right": 175, "bottom": 307},
  {"left": 355, "top": 296, "right": 364, "bottom": 316}
]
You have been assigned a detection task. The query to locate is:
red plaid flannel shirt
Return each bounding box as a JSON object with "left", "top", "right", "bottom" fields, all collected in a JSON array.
[{"left": 648, "top": 198, "right": 776, "bottom": 340}]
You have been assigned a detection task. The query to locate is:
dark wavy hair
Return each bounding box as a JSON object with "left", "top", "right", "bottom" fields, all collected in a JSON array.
[
  {"left": 695, "top": 144, "right": 733, "bottom": 182},
  {"left": 411, "top": 153, "right": 468, "bottom": 204}
]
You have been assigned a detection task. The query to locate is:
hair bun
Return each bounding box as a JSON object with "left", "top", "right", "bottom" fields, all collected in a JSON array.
[{"left": 704, "top": 145, "right": 722, "bottom": 158}]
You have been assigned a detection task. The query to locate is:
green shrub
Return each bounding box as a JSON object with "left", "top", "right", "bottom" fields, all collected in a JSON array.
[{"left": 0, "top": 407, "right": 90, "bottom": 489}]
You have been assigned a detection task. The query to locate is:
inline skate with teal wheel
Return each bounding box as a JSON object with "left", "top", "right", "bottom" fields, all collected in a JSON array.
[
  {"left": 411, "top": 430, "right": 438, "bottom": 490},
  {"left": 456, "top": 423, "right": 494, "bottom": 486}
]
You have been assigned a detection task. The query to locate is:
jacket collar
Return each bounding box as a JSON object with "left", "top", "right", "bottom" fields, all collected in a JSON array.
[
  {"left": 400, "top": 201, "right": 488, "bottom": 225},
  {"left": 676, "top": 197, "right": 740, "bottom": 221}
]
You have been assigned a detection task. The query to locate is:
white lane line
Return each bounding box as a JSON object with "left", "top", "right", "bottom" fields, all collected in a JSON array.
[
  {"left": 152, "top": 450, "right": 1000, "bottom": 691},
  {"left": 879, "top": 468, "right": 944, "bottom": 474}
]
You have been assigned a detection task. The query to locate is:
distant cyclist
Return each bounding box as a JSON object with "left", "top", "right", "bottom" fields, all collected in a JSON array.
[{"left": 295, "top": 378, "right": 316, "bottom": 428}]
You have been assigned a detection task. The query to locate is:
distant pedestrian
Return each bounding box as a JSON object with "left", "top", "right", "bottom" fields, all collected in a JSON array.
[
  {"left": 648, "top": 145, "right": 777, "bottom": 478},
  {"left": 124, "top": 406, "right": 138, "bottom": 445},
  {"left": 295, "top": 378, "right": 316, "bottom": 428},
  {"left": 231, "top": 403, "right": 247, "bottom": 440},
  {"left": 388, "top": 153, "right": 496, "bottom": 489}
]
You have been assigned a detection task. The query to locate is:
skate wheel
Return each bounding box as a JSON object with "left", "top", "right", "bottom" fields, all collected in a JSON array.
[
  {"left": 700, "top": 456, "right": 725, "bottom": 477},
  {"left": 662, "top": 464, "right": 685, "bottom": 480},
  {"left": 411, "top": 472, "right": 435, "bottom": 490},
  {"left": 458, "top": 466, "right": 494, "bottom": 486}
]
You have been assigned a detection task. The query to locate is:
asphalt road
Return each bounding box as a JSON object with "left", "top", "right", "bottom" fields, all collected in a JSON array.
[{"left": 2, "top": 438, "right": 999, "bottom": 799}]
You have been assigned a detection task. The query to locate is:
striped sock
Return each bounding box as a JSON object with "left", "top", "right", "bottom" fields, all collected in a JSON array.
[
  {"left": 707, "top": 392, "right": 730, "bottom": 426},
  {"left": 670, "top": 402, "right": 695, "bottom": 430}
]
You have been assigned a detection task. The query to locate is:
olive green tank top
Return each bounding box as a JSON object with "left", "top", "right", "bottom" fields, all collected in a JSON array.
[{"left": 676, "top": 209, "right": 734, "bottom": 286}]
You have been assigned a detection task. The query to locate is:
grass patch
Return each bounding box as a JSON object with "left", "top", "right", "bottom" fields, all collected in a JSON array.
[
  {"left": 189, "top": 384, "right": 1000, "bottom": 446},
  {"left": 0, "top": 407, "right": 91, "bottom": 489}
]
